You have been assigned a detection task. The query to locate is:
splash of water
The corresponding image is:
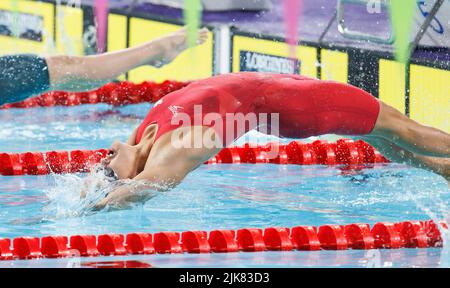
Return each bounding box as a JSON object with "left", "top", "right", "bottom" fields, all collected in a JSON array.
[
  {"left": 400, "top": 174, "right": 450, "bottom": 266},
  {"left": 42, "top": 165, "right": 165, "bottom": 219},
  {"left": 42, "top": 167, "right": 112, "bottom": 218}
]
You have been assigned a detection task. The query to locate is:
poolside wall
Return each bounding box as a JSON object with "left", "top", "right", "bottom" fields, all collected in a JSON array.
[{"left": 0, "top": 0, "right": 448, "bottom": 133}]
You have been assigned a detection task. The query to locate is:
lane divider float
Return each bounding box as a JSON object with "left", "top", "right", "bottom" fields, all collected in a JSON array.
[
  {"left": 0, "top": 139, "right": 388, "bottom": 176},
  {"left": 0, "top": 220, "right": 446, "bottom": 261},
  {"left": 0, "top": 80, "right": 189, "bottom": 109}
]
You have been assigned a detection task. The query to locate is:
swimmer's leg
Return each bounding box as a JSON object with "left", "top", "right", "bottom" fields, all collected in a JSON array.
[
  {"left": 369, "top": 102, "right": 450, "bottom": 158},
  {"left": 46, "top": 27, "right": 209, "bottom": 92},
  {"left": 362, "top": 135, "right": 450, "bottom": 181}
]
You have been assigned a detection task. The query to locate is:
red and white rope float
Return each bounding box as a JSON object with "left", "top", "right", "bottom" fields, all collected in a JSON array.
[
  {"left": 0, "top": 220, "right": 446, "bottom": 261},
  {"left": 0, "top": 139, "right": 388, "bottom": 176},
  {"left": 0, "top": 80, "right": 188, "bottom": 109}
]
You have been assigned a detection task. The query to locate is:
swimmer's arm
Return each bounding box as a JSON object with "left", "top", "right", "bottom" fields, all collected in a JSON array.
[
  {"left": 93, "top": 145, "right": 218, "bottom": 211},
  {"left": 46, "top": 27, "right": 209, "bottom": 92},
  {"left": 133, "top": 141, "right": 221, "bottom": 190},
  {"left": 92, "top": 161, "right": 192, "bottom": 211},
  {"left": 92, "top": 181, "right": 162, "bottom": 211}
]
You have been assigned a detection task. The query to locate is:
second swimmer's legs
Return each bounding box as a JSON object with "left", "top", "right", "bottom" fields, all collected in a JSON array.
[{"left": 370, "top": 102, "right": 450, "bottom": 158}]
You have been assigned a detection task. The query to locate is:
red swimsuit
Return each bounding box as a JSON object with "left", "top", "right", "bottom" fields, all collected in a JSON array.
[{"left": 136, "top": 72, "right": 380, "bottom": 146}]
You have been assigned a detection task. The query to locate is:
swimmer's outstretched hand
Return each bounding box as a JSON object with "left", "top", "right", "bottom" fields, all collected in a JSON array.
[
  {"left": 92, "top": 188, "right": 131, "bottom": 211},
  {"left": 152, "top": 27, "right": 210, "bottom": 67},
  {"left": 91, "top": 181, "right": 158, "bottom": 212}
]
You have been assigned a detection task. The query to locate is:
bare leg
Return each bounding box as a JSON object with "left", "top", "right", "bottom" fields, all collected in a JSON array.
[
  {"left": 362, "top": 135, "right": 450, "bottom": 182},
  {"left": 370, "top": 102, "right": 450, "bottom": 158},
  {"left": 46, "top": 27, "right": 209, "bottom": 92}
]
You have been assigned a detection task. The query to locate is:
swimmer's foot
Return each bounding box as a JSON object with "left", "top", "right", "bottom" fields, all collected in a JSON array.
[{"left": 152, "top": 27, "right": 209, "bottom": 67}]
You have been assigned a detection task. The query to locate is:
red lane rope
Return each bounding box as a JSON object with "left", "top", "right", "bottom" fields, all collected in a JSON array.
[
  {"left": 0, "top": 139, "right": 389, "bottom": 176},
  {"left": 0, "top": 220, "right": 446, "bottom": 260},
  {"left": 0, "top": 80, "right": 189, "bottom": 109}
]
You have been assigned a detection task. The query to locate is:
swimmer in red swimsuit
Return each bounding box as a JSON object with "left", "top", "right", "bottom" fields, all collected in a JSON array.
[{"left": 94, "top": 72, "right": 450, "bottom": 210}]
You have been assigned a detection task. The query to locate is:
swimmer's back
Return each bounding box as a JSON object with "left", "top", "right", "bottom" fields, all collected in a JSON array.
[
  {"left": 184, "top": 72, "right": 313, "bottom": 96},
  {"left": 136, "top": 72, "right": 315, "bottom": 143}
]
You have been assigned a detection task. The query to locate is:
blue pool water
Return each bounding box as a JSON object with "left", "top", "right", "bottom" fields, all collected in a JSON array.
[{"left": 0, "top": 103, "right": 449, "bottom": 267}]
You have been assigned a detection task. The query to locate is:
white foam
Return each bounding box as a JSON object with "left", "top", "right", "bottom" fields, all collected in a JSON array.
[{"left": 42, "top": 165, "right": 166, "bottom": 219}]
